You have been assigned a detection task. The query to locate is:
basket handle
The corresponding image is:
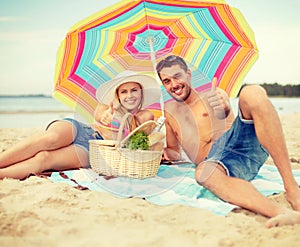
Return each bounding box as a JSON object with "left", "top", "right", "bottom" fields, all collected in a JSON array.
[{"left": 115, "top": 112, "right": 133, "bottom": 147}]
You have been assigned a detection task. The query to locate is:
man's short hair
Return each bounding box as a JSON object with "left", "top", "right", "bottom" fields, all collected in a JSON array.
[{"left": 156, "top": 55, "right": 188, "bottom": 77}]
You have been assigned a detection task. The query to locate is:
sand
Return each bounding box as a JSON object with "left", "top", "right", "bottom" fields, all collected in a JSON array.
[{"left": 0, "top": 114, "right": 300, "bottom": 247}]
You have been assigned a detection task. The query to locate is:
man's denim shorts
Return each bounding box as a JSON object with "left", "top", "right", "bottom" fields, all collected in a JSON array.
[
  {"left": 204, "top": 111, "right": 269, "bottom": 181},
  {"left": 46, "top": 118, "right": 103, "bottom": 154}
]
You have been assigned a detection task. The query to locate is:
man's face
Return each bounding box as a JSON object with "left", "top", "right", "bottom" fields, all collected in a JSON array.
[{"left": 159, "top": 64, "right": 192, "bottom": 102}]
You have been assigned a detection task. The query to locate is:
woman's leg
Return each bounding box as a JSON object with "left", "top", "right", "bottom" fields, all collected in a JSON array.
[
  {"left": 0, "top": 121, "right": 75, "bottom": 168},
  {"left": 0, "top": 144, "right": 88, "bottom": 180}
]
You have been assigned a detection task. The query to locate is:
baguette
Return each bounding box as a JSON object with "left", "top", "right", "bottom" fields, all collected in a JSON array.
[{"left": 148, "top": 132, "right": 165, "bottom": 147}]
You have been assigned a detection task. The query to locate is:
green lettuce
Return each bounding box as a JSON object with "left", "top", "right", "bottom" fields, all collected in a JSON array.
[{"left": 126, "top": 131, "right": 149, "bottom": 150}]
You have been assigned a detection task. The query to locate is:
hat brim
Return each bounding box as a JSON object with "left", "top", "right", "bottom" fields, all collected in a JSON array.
[{"left": 96, "top": 74, "right": 161, "bottom": 108}]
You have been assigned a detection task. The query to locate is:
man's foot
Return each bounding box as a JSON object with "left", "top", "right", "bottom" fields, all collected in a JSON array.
[
  {"left": 285, "top": 187, "right": 300, "bottom": 211},
  {"left": 266, "top": 211, "right": 300, "bottom": 228}
]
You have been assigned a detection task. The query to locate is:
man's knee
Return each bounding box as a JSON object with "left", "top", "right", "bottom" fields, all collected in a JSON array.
[
  {"left": 239, "top": 85, "right": 268, "bottom": 105},
  {"left": 195, "top": 161, "right": 221, "bottom": 186},
  {"left": 239, "top": 85, "right": 271, "bottom": 118}
]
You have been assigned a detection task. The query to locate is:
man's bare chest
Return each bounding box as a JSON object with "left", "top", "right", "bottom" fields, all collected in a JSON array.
[{"left": 171, "top": 106, "right": 213, "bottom": 142}]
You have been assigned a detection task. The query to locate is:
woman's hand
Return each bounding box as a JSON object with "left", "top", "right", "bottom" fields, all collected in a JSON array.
[{"left": 99, "top": 102, "right": 114, "bottom": 125}]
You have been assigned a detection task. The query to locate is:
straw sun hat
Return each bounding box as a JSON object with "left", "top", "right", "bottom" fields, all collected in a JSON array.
[{"left": 96, "top": 70, "right": 161, "bottom": 108}]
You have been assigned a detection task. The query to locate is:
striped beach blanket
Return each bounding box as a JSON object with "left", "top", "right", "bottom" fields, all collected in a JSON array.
[{"left": 48, "top": 164, "right": 300, "bottom": 216}]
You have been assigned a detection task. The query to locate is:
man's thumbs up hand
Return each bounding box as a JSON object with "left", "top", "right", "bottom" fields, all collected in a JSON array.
[{"left": 207, "top": 77, "right": 228, "bottom": 119}]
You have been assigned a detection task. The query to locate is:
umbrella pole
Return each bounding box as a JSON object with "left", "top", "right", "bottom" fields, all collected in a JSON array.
[{"left": 149, "top": 37, "right": 165, "bottom": 119}]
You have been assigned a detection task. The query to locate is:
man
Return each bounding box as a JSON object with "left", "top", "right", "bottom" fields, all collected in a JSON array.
[{"left": 156, "top": 55, "right": 300, "bottom": 227}]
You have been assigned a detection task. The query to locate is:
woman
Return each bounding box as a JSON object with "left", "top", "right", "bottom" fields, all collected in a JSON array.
[
  {"left": 94, "top": 70, "right": 161, "bottom": 140},
  {"left": 0, "top": 71, "right": 161, "bottom": 179}
]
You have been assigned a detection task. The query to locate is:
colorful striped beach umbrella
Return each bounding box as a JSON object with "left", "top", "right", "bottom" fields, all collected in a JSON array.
[{"left": 54, "top": 0, "right": 258, "bottom": 123}]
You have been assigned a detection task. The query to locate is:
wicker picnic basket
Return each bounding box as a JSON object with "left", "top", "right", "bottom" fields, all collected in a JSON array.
[{"left": 89, "top": 113, "right": 163, "bottom": 179}]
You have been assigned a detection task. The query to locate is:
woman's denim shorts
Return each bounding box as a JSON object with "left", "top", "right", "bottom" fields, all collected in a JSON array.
[
  {"left": 46, "top": 118, "right": 103, "bottom": 154},
  {"left": 204, "top": 112, "right": 269, "bottom": 181}
]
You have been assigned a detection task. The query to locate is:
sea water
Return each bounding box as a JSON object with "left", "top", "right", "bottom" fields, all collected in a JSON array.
[
  {"left": 230, "top": 97, "right": 300, "bottom": 116},
  {"left": 0, "top": 96, "right": 75, "bottom": 128},
  {"left": 0, "top": 96, "right": 299, "bottom": 128}
]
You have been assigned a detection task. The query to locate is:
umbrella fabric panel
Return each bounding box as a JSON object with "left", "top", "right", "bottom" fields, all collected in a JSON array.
[{"left": 54, "top": 0, "right": 258, "bottom": 123}]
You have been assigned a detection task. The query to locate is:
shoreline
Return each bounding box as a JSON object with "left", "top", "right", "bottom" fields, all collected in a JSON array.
[{"left": 0, "top": 110, "right": 73, "bottom": 114}]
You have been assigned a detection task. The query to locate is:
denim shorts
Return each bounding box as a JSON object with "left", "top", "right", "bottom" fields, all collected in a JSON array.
[
  {"left": 46, "top": 118, "right": 103, "bottom": 154},
  {"left": 204, "top": 111, "right": 269, "bottom": 181}
]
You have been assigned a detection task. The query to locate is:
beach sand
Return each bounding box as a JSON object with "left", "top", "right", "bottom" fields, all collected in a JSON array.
[{"left": 0, "top": 114, "right": 299, "bottom": 246}]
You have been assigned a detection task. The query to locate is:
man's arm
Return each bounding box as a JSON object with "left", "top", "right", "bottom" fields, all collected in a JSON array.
[{"left": 163, "top": 112, "right": 182, "bottom": 161}]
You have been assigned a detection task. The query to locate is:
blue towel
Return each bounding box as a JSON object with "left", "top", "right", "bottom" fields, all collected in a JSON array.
[{"left": 49, "top": 164, "right": 300, "bottom": 216}]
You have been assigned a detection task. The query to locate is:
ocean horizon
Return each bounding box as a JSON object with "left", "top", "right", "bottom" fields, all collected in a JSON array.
[{"left": 0, "top": 95, "right": 299, "bottom": 128}]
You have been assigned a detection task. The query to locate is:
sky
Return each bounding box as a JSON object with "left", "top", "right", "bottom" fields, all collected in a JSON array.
[{"left": 0, "top": 0, "right": 299, "bottom": 95}]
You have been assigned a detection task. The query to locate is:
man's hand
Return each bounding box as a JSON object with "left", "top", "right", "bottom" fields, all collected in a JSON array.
[
  {"left": 207, "top": 77, "right": 230, "bottom": 119},
  {"left": 163, "top": 148, "right": 181, "bottom": 161},
  {"left": 100, "top": 102, "right": 114, "bottom": 125}
]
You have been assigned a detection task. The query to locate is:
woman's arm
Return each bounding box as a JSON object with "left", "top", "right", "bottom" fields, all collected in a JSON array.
[
  {"left": 93, "top": 103, "right": 118, "bottom": 140},
  {"left": 134, "top": 109, "right": 154, "bottom": 126},
  {"left": 94, "top": 103, "right": 114, "bottom": 125}
]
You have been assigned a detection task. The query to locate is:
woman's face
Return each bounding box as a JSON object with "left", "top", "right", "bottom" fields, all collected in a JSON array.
[{"left": 117, "top": 82, "right": 142, "bottom": 112}]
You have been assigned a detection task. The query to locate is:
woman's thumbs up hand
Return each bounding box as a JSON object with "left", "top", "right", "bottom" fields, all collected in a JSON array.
[{"left": 100, "top": 101, "right": 115, "bottom": 125}]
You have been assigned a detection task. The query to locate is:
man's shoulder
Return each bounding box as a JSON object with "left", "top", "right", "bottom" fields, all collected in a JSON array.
[{"left": 164, "top": 100, "right": 179, "bottom": 111}]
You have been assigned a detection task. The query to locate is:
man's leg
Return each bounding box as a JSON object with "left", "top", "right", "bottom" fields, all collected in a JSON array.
[
  {"left": 196, "top": 163, "right": 286, "bottom": 217},
  {"left": 195, "top": 162, "right": 300, "bottom": 227},
  {"left": 238, "top": 85, "right": 300, "bottom": 211}
]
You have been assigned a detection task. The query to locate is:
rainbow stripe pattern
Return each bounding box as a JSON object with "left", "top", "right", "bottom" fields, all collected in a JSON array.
[{"left": 54, "top": 0, "right": 258, "bottom": 123}]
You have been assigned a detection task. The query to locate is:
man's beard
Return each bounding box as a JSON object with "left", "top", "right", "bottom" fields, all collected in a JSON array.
[{"left": 172, "top": 85, "right": 191, "bottom": 102}]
